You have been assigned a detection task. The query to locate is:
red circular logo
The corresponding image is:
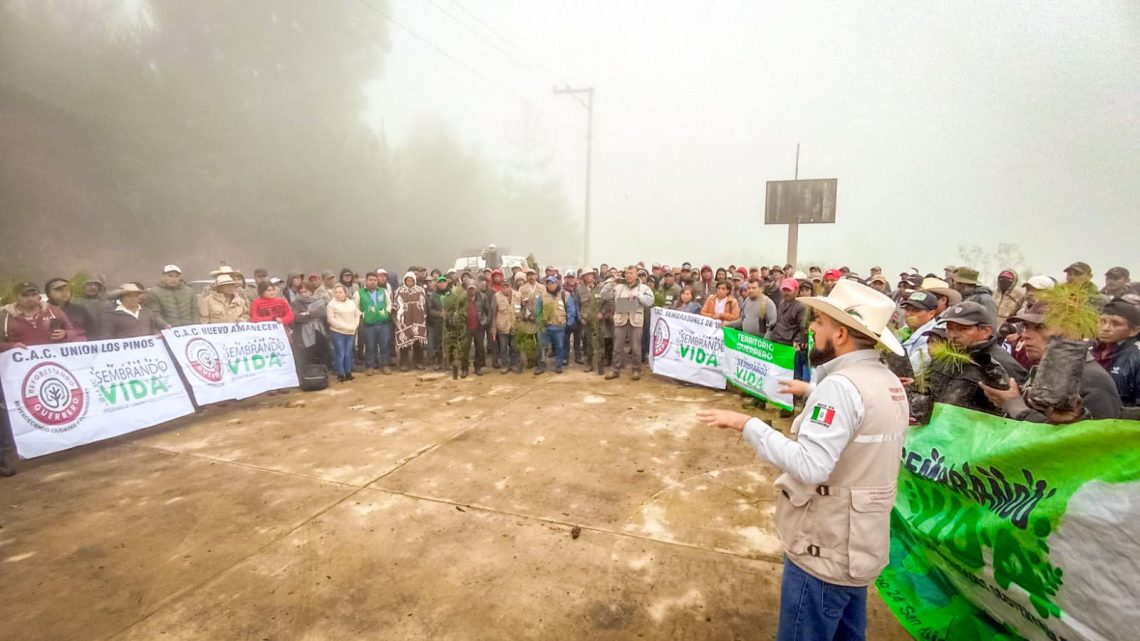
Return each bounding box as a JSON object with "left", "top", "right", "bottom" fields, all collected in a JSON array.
[
  {"left": 186, "top": 338, "right": 223, "bottom": 384},
  {"left": 20, "top": 362, "right": 86, "bottom": 432},
  {"left": 652, "top": 317, "right": 670, "bottom": 358}
]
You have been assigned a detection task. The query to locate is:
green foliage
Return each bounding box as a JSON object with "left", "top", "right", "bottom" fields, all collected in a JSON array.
[
  {"left": 929, "top": 341, "right": 973, "bottom": 373},
  {"left": 67, "top": 270, "right": 92, "bottom": 299},
  {"left": 1037, "top": 284, "right": 1099, "bottom": 340},
  {"left": 526, "top": 254, "right": 539, "bottom": 272}
]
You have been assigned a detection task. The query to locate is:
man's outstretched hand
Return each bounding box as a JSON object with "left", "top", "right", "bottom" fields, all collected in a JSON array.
[
  {"left": 696, "top": 409, "right": 750, "bottom": 432},
  {"left": 778, "top": 379, "right": 810, "bottom": 397}
]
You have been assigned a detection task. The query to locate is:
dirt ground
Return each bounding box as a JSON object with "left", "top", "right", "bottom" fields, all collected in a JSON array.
[{"left": 0, "top": 366, "right": 911, "bottom": 641}]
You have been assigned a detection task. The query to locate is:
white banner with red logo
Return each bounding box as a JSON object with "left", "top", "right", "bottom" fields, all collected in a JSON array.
[
  {"left": 648, "top": 307, "right": 726, "bottom": 389},
  {"left": 0, "top": 337, "right": 196, "bottom": 458},
  {"left": 161, "top": 322, "right": 298, "bottom": 405}
]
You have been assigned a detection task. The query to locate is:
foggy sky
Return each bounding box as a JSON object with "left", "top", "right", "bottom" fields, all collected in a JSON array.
[{"left": 367, "top": 0, "right": 1140, "bottom": 281}]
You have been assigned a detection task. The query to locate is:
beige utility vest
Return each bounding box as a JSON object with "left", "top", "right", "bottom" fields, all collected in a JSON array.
[
  {"left": 541, "top": 291, "right": 568, "bottom": 326},
  {"left": 494, "top": 289, "right": 521, "bottom": 333},
  {"left": 773, "top": 357, "right": 909, "bottom": 587}
]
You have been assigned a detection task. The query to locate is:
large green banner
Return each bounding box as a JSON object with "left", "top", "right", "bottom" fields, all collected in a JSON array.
[
  {"left": 878, "top": 404, "right": 1140, "bottom": 641},
  {"left": 722, "top": 327, "right": 797, "bottom": 411}
]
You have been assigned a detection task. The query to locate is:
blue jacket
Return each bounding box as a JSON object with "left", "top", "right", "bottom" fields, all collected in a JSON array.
[{"left": 535, "top": 289, "right": 578, "bottom": 328}]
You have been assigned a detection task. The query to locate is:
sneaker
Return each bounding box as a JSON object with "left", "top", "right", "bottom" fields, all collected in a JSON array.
[
  {"left": 346, "top": 373, "right": 355, "bottom": 382},
  {"left": 382, "top": 367, "right": 392, "bottom": 375},
  {"left": 605, "top": 371, "right": 620, "bottom": 380},
  {"left": 0, "top": 462, "right": 15, "bottom": 478},
  {"left": 366, "top": 368, "right": 376, "bottom": 376},
  {"left": 500, "top": 368, "right": 509, "bottom": 375},
  {"left": 534, "top": 369, "right": 545, "bottom": 376},
  {"left": 336, "top": 375, "right": 346, "bottom": 383},
  {"left": 555, "top": 367, "right": 563, "bottom": 374},
  {"left": 631, "top": 370, "right": 641, "bottom": 381}
]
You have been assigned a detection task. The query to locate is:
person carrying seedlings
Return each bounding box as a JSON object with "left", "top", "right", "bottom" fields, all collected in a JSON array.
[
  {"left": 899, "top": 291, "right": 940, "bottom": 374},
  {"left": 1091, "top": 299, "right": 1140, "bottom": 408},
  {"left": 917, "top": 301, "right": 1028, "bottom": 415},
  {"left": 697, "top": 280, "right": 909, "bottom": 641},
  {"left": 442, "top": 280, "right": 471, "bottom": 379},
  {"left": 535, "top": 275, "right": 577, "bottom": 375},
  {"left": 981, "top": 297, "right": 1123, "bottom": 423},
  {"left": 576, "top": 269, "right": 607, "bottom": 374}
]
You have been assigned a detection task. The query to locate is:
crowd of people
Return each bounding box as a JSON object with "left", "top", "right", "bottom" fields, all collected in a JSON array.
[{"left": 1, "top": 257, "right": 1137, "bottom": 477}]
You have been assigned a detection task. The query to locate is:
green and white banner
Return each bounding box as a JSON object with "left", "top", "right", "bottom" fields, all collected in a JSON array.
[
  {"left": 649, "top": 307, "right": 726, "bottom": 389},
  {"left": 721, "top": 327, "right": 796, "bottom": 410},
  {"left": 878, "top": 404, "right": 1140, "bottom": 641},
  {"left": 162, "top": 322, "right": 298, "bottom": 405},
  {"left": 0, "top": 337, "right": 195, "bottom": 458}
]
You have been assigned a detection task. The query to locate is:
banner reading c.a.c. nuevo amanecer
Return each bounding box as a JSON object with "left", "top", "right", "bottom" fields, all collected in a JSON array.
[
  {"left": 878, "top": 404, "right": 1140, "bottom": 641},
  {"left": 162, "top": 322, "right": 298, "bottom": 405},
  {"left": 0, "top": 337, "right": 196, "bottom": 458},
  {"left": 648, "top": 307, "right": 725, "bottom": 389}
]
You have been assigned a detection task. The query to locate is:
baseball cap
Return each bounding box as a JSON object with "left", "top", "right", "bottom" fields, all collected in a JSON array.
[
  {"left": 904, "top": 274, "right": 924, "bottom": 289},
  {"left": 736, "top": 267, "right": 748, "bottom": 278},
  {"left": 162, "top": 264, "right": 182, "bottom": 275},
  {"left": 823, "top": 269, "right": 843, "bottom": 280},
  {"left": 545, "top": 275, "right": 559, "bottom": 284},
  {"left": 998, "top": 270, "right": 1016, "bottom": 280},
  {"left": 1103, "top": 301, "right": 1140, "bottom": 327},
  {"left": 1106, "top": 266, "right": 1130, "bottom": 280},
  {"left": 14, "top": 281, "right": 39, "bottom": 296},
  {"left": 943, "top": 301, "right": 996, "bottom": 327},
  {"left": 375, "top": 268, "right": 388, "bottom": 276},
  {"left": 732, "top": 271, "right": 744, "bottom": 280},
  {"left": 902, "top": 291, "right": 938, "bottom": 311},
  {"left": 1024, "top": 276, "right": 1055, "bottom": 290},
  {"left": 1009, "top": 302, "right": 1046, "bottom": 325},
  {"left": 780, "top": 277, "right": 799, "bottom": 291},
  {"left": 1064, "top": 261, "right": 1092, "bottom": 276},
  {"left": 321, "top": 270, "right": 336, "bottom": 279},
  {"left": 436, "top": 276, "right": 448, "bottom": 283},
  {"left": 869, "top": 274, "right": 888, "bottom": 285}
]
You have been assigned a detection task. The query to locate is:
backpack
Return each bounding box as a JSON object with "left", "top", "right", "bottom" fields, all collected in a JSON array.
[{"left": 299, "top": 364, "right": 329, "bottom": 392}]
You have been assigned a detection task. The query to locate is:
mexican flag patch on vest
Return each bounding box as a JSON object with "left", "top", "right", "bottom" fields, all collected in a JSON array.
[{"left": 809, "top": 404, "right": 836, "bottom": 427}]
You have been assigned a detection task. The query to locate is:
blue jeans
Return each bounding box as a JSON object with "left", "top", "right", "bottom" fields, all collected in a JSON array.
[
  {"left": 496, "top": 332, "right": 518, "bottom": 369},
  {"left": 361, "top": 322, "right": 391, "bottom": 368},
  {"left": 777, "top": 558, "right": 866, "bottom": 641},
  {"left": 538, "top": 325, "right": 567, "bottom": 371},
  {"left": 794, "top": 349, "right": 811, "bottom": 382},
  {"left": 332, "top": 332, "right": 355, "bottom": 376}
]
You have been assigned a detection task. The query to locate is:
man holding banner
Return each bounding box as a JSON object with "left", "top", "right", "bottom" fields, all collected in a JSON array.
[{"left": 698, "top": 280, "right": 909, "bottom": 641}]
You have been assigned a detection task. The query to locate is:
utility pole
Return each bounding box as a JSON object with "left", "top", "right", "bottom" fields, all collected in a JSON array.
[
  {"left": 786, "top": 143, "right": 800, "bottom": 267},
  {"left": 554, "top": 86, "right": 593, "bottom": 266}
]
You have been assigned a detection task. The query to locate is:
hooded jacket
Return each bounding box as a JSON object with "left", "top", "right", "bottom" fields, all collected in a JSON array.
[
  {"left": 993, "top": 276, "right": 1025, "bottom": 325},
  {"left": 0, "top": 302, "right": 82, "bottom": 351},
  {"left": 961, "top": 285, "right": 998, "bottom": 320}
]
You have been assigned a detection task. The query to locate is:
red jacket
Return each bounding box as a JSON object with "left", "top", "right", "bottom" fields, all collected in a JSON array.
[
  {"left": 250, "top": 296, "right": 295, "bottom": 327},
  {"left": 0, "top": 302, "right": 83, "bottom": 352}
]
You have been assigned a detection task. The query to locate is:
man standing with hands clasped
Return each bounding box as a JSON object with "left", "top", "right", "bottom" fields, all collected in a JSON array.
[{"left": 698, "top": 280, "right": 910, "bottom": 641}]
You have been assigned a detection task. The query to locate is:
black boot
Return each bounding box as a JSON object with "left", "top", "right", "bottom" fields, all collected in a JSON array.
[
  {"left": 452, "top": 366, "right": 459, "bottom": 380},
  {"left": 461, "top": 364, "right": 469, "bottom": 378},
  {"left": 474, "top": 365, "right": 484, "bottom": 376}
]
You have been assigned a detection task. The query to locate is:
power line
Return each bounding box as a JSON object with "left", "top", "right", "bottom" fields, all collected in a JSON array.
[
  {"left": 355, "top": 0, "right": 550, "bottom": 118},
  {"left": 446, "top": 0, "right": 567, "bottom": 86},
  {"left": 422, "top": 0, "right": 548, "bottom": 86}
]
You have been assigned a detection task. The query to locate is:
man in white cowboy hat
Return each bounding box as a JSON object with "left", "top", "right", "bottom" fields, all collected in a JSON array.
[
  {"left": 698, "top": 280, "right": 909, "bottom": 641},
  {"left": 106, "top": 283, "right": 167, "bottom": 339},
  {"left": 919, "top": 276, "right": 962, "bottom": 317},
  {"left": 199, "top": 274, "right": 250, "bottom": 324}
]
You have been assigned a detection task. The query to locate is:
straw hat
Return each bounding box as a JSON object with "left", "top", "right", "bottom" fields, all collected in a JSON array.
[
  {"left": 117, "top": 283, "right": 145, "bottom": 295},
  {"left": 919, "top": 277, "right": 962, "bottom": 305},
  {"left": 213, "top": 274, "right": 238, "bottom": 287},
  {"left": 800, "top": 280, "right": 905, "bottom": 356}
]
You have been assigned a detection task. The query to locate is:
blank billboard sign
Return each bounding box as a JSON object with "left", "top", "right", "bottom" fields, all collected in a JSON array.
[{"left": 764, "top": 178, "right": 838, "bottom": 224}]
